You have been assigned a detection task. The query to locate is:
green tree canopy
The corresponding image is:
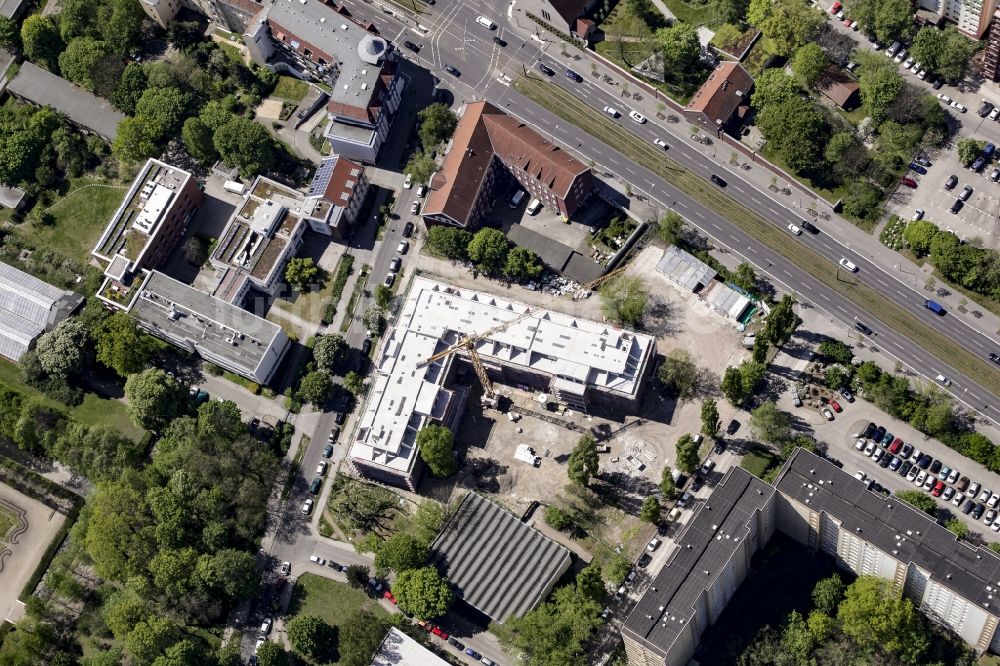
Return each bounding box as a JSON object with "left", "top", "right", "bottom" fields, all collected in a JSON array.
[
  {"left": 416, "top": 424, "right": 457, "bottom": 478},
  {"left": 255, "top": 641, "right": 288, "bottom": 666},
  {"left": 567, "top": 434, "right": 599, "bottom": 486},
  {"left": 58, "top": 37, "right": 111, "bottom": 91},
  {"left": 956, "top": 137, "right": 984, "bottom": 166},
  {"left": 895, "top": 490, "right": 937, "bottom": 516},
  {"left": 640, "top": 496, "right": 661, "bottom": 523},
  {"left": 181, "top": 117, "right": 218, "bottom": 165},
  {"left": 417, "top": 103, "right": 459, "bottom": 150},
  {"left": 903, "top": 219, "right": 940, "bottom": 257},
  {"left": 135, "top": 87, "right": 191, "bottom": 142},
  {"left": 849, "top": 0, "right": 914, "bottom": 44},
  {"left": 756, "top": 98, "right": 828, "bottom": 173},
  {"left": 467, "top": 228, "right": 509, "bottom": 274},
  {"left": 21, "top": 15, "right": 63, "bottom": 71},
  {"left": 345, "top": 565, "right": 370, "bottom": 589},
  {"left": 113, "top": 116, "right": 159, "bottom": 163},
  {"left": 124, "top": 368, "right": 189, "bottom": 431},
  {"left": 841, "top": 184, "right": 883, "bottom": 223},
  {"left": 0, "top": 16, "right": 20, "bottom": 51},
  {"left": 790, "top": 43, "right": 827, "bottom": 88},
  {"left": 125, "top": 616, "right": 179, "bottom": 664},
  {"left": 427, "top": 226, "right": 472, "bottom": 260},
  {"left": 657, "top": 210, "right": 684, "bottom": 245},
  {"left": 297, "top": 371, "right": 334, "bottom": 405},
  {"left": 749, "top": 403, "right": 791, "bottom": 443},
  {"left": 675, "top": 433, "right": 700, "bottom": 474},
  {"left": 504, "top": 246, "right": 543, "bottom": 281},
  {"left": 811, "top": 573, "right": 844, "bottom": 615},
  {"left": 721, "top": 366, "right": 749, "bottom": 406},
  {"left": 747, "top": 0, "right": 822, "bottom": 56},
  {"left": 393, "top": 566, "right": 454, "bottom": 619},
  {"left": 657, "top": 349, "right": 699, "bottom": 400},
  {"left": 751, "top": 68, "right": 801, "bottom": 110},
  {"left": 313, "top": 334, "right": 346, "bottom": 373},
  {"left": 35, "top": 319, "right": 90, "bottom": 378},
  {"left": 214, "top": 116, "right": 276, "bottom": 178},
  {"left": 599, "top": 275, "right": 647, "bottom": 326},
  {"left": 362, "top": 304, "right": 386, "bottom": 335},
  {"left": 501, "top": 584, "right": 602, "bottom": 665},
  {"left": 701, "top": 399, "right": 720, "bottom": 437},
  {"left": 338, "top": 611, "right": 388, "bottom": 666},
  {"left": 654, "top": 22, "right": 701, "bottom": 73},
  {"left": 375, "top": 532, "right": 429, "bottom": 574},
  {"left": 101, "top": 0, "right": 145, "bottom": 55},
  {"left": 286, "top": 615, "right": 336, "bottom": 663},
  {"left": 94, "top": 312, "right": 157, "bottom": 377},
  {"left": 285, "top": 257, "right": 322, "bottom": 291},
  {"left": 857, "top": 55, "right": 903, "bottom": 123},
  {"left": 660, "top": 465, "right": 676, "bottom": 498},
  {"left": 837, "top": 576, "right": 928, "bottom": 662}
]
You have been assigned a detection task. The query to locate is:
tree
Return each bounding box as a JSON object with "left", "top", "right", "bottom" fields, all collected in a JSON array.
[
  {"left": 502, "top": 584, "right": 602, "bottom": 665},
  {"left": 374, "top": 283, "right": 393, "bottom": 307},
  {"left": 721, "top": 366, "right": 749, "bottom": 406},
  {"left": 640, "top": 496, "right": 661, "bottom": 523},
  {"left": 504, "top": 247, "right": 543, "bottom": 281},
  {"left": 747, "top": 0, "right": 822, "bottom": 56},
  {"left": 427, "top": 226, "right": 472, "bottom": 260},
  {"left": 167, "top": 20, "right": 204, "bottom": 50},
  {"left": 575, "top": 562, "right": 605, "bottom": 602},
  {"left": 850, "top": 0, "right": 914, "bottom": 44},
  {"left": 466, "top": 228, "right": 509, "bottom": 274},
  {"left": 125, "top": 616, "right": 179, "bottom": 664},
  {"left": 338, "top": 611, "right": 388, "bottom": 666},
  {"left": 416, "top": 424, "right": 457, "bottom": 477},
  {"left": 567, "top": 434, "right": 600, "bottom": 486},
  {"left": 286, "top": 615, "right": 336, "bottom": 663},
  {"left": 312, "top": 335, "right": 346, "bottom": 374},
  {"left": 811, "top": 573, "right": 844, "bottom": 615},
  {"left": 111, "top": 62, "right": 149, "bottom": 114},
  {"left": 182, "top": 237, "right": 207, "bottom": 265},
  {"left": 58, "top": 37, "right": 111, "bottom": 91},
  {"left": 113, "top": 116, "right": 159, "bottom": 163},
  {"left": 285, "top": 257, "right": 322, "bottom": 292},
  {"left": 657, "top": 210, "right": 684, "bottom": 245},
  {"left": 362, "top": 304, "right": 386, "bottom": 335},
  {"left": 756, "top": 99, "right": 828, "bottom": 173},
  {"left": 0, "top": 16, "right": 20, "bottom": 50},
  {"left": 102, "top": 0, "right": 145, "bottom": 55},
  {"left": 749, "top": 403, "right": 791, "bottom": 443},
  {"left": 841, "top": 184, "right": 883, "bottom": 222},
  {"left": 657, "top": 349, "right": 699, "bottom": 400},
  {"left": 375, "top": 533, "right": 429, "bottom": 574},
  {"left": 298, "top": 371, "right": 334, "bottom": 405},
  {"left": 600, "top": 275, "right": 647, "bottom": 327},
  {"left": 135, "top": 87, "right": 190, "bottom": 142},
  {"left": 417, "top": 103, "right": 458, "bottom": 149},
  {"left": 818, "top": 340, "right": 853, "bottom": 364},
  {"left": 751, "top": 335, "right": 768, "bottom": 363},
  {"left": 675, "top": 434, "right": 700, "bottom": 474},
  {"left": 701, "top": 399, "right": 720, "bottom": 438},
  {"left": 936, "top": 26, "right": 978, "bottom": 82},
  {"left": 654, "top": 22, "right": 700, "bottom": 73},
  {"left": 660, "top": 465, "right": 676, "bottom": 498},
  {"left": 393, "top": 567, "right": 453, "bottom": 619},
  {"left": 957, "top": 137, "right": 984, "bottom": 166},
  {"left": 837, "top": 576, "right": 928, "bottom": 663},
  {"left": 895, "top": 490, "right": 937, "bottom": 516},
  {"left": 790, "top": 43, "right": 827, "bottom": 88},
  {"left": 903, "top": 219, "right": 940, "bottom": 257},
  {"left": 94, "top": 312, "right": 157, "bottom": 377},
  {"left": 823, "top": 366, "right": 849, "bottom": 391},
  {"left": 21, "top": 15, "right": 62, "bottom": 71},
  {"left": 858, "top": 59, "right": 903, "bottom": 123},
  {"left": 345, "top": 565, "right": 370, "bottom": 589},
  {"left": 403, "top": 149, "right": 437, "bottom": 185},
  {"left": 945, "top": 518, "right": 969, "bottom": 538},
  {"left": 255, "top": 642, "right": 288, "bottom": 666},
  {"left": 751, "top": 68, "right": 800, "bottom": 110},
  {"left": 181, "top": 117, "right": 218, "bottom": 165},
  {"left": 214, "top": 117, "right": 276, "bottom": 177},
  {"left": 545, "top": 506, "right": 572, "bottom": 530},
  {"left": 733, "top": 263, "right": 758, "bottom": 294},
  {"left": 35, "top": 319, "right": 90, "bottom": 377},
  {"left": 124, "top": 369, "right": 188, "bottom": 431}
]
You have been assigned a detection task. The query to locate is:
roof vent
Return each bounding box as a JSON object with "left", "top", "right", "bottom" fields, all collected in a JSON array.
[{"left": 855, "top": 527, "right": 862, "bottom": 533}]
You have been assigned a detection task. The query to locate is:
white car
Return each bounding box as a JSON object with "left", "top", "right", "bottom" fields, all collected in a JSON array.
[
  {"left": 316, "top": 461, "right": 327, "bottom": 475},
  {"left": 952, "top": 492, "right": 966, "bottom": 507},
  {"left": 403, "top": 173, "right": 413, "bottom": 189},
  {"left": 991, "top": 107, "right": 1000, "bottom": 120},
  {"left": 903, "top": 56, "right": 914, "bottom": 68},
  {"left": 603, "top": 105, "right": 620, "bottom": 118},
  {"left": 938, "top": 93, "right": 952, "bottom": 104},
  {"left": 309, "top": 554, "right": 326, "bottom": 565},
  {"left": 894, "top": 49, "right": 907, "bottom": 63},
  {"left": 936, "top": 373, "right": 951, "bottom": 386},
  {"left": 871, "top": 447, "right": 883, "bottom": 462},
  {"left": 864, "top": 441, "right": 876, "bottom": 456},
  {"left": 969, "top": 481, "right": 982, "bottom": 497},
  {"left": 255, "top": 637, "right": 267, "bottom": 654},
  {"left": 922, "top": 475, "right": 935, "bottom": 491},
  {"left": 260, "top": 618, "right": 272, "bottom": 635},
  {"left": 915, "top": 470, "right": 927, "bottom": 486},
  {"left": 906, "top": 465, "right": 919, "bottom": 481},
  {"left": 910, "top": 61, "right": 921, "bottom": 73},
  {"left": 986, "top": 509, "right": 998, "bottom": 525},
  {"left": 838, "top": 257, "right": 858, "bottom": 272},
  {"left": 981, "top": 489, "right": 993, "bottom": 503},
  {"left": 911, "top": 209, "right": 924, "bottom": 221},
  {"left": 301, "top": 498, "right": 313, "bottom": 514},
  {"left": 787, "top": 223, "right": 802, "bottom": 235},
  {"left": 990, "top": 493, "right": 1000, "bottom": 509},
  {"left": 951, "top": 100, "right": 967, "bottom": 113},
  {"left": 917, "top": 69, "right": 927, "bottom": 80},
  {"left": 947, "top": 469, "right": 960, "bottom": 484},
  {"left": 410, "top": 200, "right": 420, "bottom": 215},
  {"left": 653, "top": 138, "right": 667, "bottom": 149},
  {"left": 854, "top": 471, "right": 867, "bottom": 482},
  {"left": 629, "top": 110, "right": 647, "bottom": 124},
  {"left": 992, "top": 518, "right": 1000, "bottom": 532},
  {"left": 416, "top": 184, "right": 427, "bottom": 197},
  {"left": 397, "top": 240, "right": 409, "bottom": 254},
  {"left": 854, "top": 438, "right": 866, "bottom": 451}
]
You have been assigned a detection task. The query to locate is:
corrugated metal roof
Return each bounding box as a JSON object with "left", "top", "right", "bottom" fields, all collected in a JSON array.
[
  {"left": 0, "top": 261, "right": 82, "bottom": 361},
  {"left": 430, "top": 492, "right": 572, "bottom": 622}
]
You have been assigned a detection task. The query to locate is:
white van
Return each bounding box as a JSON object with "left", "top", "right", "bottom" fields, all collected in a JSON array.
[
  {"left": 476, "top": 15, "right": 496, "bottom": 29},
  {"left": 526, "top": 198, "right": 542, "bottom": 215},
  {"left": 509, "top": 189, "right": 526, "bottom": 208}
]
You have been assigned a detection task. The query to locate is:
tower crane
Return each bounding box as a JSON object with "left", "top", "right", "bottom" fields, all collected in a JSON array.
[
  {"left": 581, "top": 262, "right": 630, "bottom": 292},
  {"left": 416, "top": 308, "right": 535, "bottom": 401}
]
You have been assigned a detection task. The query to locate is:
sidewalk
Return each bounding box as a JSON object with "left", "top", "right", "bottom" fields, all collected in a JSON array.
[{"left": 501, "top": 18, "right": 1000, "bottom": 347}]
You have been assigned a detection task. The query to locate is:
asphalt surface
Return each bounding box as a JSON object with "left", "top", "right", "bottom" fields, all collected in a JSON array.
[{"left": 340, "top": 0, "right": 1000, "bottom": 423}]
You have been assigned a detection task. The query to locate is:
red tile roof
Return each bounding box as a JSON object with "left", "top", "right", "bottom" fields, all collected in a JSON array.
[{"left": 685, "top": 62, "right": 754, "bottom": 125}]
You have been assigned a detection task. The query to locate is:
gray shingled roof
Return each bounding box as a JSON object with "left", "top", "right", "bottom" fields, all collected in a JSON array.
[
  {"left": 430, "top": 492, "right": 572, "bottom": 623},
  {"left": 7, "top": 62, "right": 125, "bottom": 140}
]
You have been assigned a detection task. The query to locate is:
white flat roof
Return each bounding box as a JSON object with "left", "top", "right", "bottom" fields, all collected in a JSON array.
[
  {"left": 370, "top": 627, "right": 448, "bottom": 666},
  {"left": 350, "top": 277, "right": 654, "bottom": 475}
]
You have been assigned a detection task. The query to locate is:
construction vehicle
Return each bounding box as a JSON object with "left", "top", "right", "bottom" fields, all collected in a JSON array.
[{"left": 415, "top": 309, "right": 535, "bottom": 406}]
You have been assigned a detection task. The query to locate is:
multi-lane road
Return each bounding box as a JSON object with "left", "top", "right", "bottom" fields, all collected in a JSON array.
[{"left": 342, "top": 0, "right": 1000, "bottom": 420}]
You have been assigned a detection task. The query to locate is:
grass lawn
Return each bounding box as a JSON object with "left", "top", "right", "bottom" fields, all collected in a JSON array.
[
  {"left": 289, "top": 573, "right": 388, "bottom": 627},
  {"left": 0, "top": 506, "right": 14, "bottom": 542},
  {"left": 277, "top": 278, "right": 335, "bottom": 326},
  {"left": 218, "top": 42, "right": 244, "bottom": 65},
  {"left": 835, "top": 104, "right": 868, "bottom": 127},
  {"left": 740, "top": 449, "right": 778, "bottom": 478},
  {"left": 659, "top": 0, "right": 720, "bottom": 26},
  {"left": 273, "top": 76, "right": 310, "bottom": 102},
  {"left": 758, "top": 144, "right": 853, "bottom": 212},
  {"left": 512, "top": 73, "right": 1000, "bottom": 394},
  {"left": 35, "top": 179, "right": 126, "bottom": 264},
  {"left": 741, "top": 36, "right": 777, "bottom": 76},
  {"left": 0, "top": 360, "right": 144, "bottom": 441}
]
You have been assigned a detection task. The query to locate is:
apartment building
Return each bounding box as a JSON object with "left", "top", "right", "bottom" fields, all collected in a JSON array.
[
  {"left": 621, "top": 449, "right": 1000, "bottom": 665},
  {"left": 917, "top": 0, "right": 996, "bottom": 38},
  {"left": 422, "top": 101, "right": 593, "bottom": 229},
  {"left": 348, "top": 277, "right": 656, "bottom": 491},
  {"left": 304, "top": 155, "right": 369, "bottom": 236},
  {"left": 138, "top": 0, "right": 261, "bottom": 31},
  {"left": 243, "top": 0, "right": 405, "bottom": 163}
]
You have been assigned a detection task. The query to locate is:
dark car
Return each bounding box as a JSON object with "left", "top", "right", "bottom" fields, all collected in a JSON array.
[
  {"left": 322, "top": 444, "right": 333, "bottom": 458},
  {"left": 880, "top": 431, "right": 894, "bottom": 446},
  {"left": 962, "top": 499, "right": 976, "bottom": 514},
  {"left": 930, "top": 459, "right": 943, "bottom": 475},
  {"left": 899, "top": 460, "right": 913, "bottom": 477},
  {"left": 726, "top": 419, "right": 740, "bottom": 435},
  {"left": 932, "top": 78, "right": 944, "bottom": 90},
  {"left": 402, "top": 221, "right": 414, "bottom": 237},
  {"left": 714, "top": 440, "right": 726, "bottom": 454},
  {"left": 873, "top": 426, "right": 886, "bottom": 442},
  {"left": 677, "top": 491, "right": 693, "bottom": 507},
  {"left": 908, "top": 163, "right": 927, "bottom": 175},
  {"left": 492, "top": 36, "right": 507, "bottom": 46},
  {"left": 466, "top": 648, "right": 482, "bottom": 660},
  {"left": 327, "top": 561, "right": 343, "bottom": 571},
  {"left": 839, "top": 387, "right": 855, "bottom": 403},
  {"left": 536, "top": 62, "right": 555, "bottom": 76},
  {"left": 334, "top": 411, "right": 346, "bottom": 425},
  {"left": 444, "top": 64, "right": 460, "bottom": 76},
  {"left": 361, "top": 338, "right": 372, "bottom": 355},
  {"left": 900, "top": 442, "right": 913, "bottom": 458},
  {"left": 657, "top": 522, "right": 670, "bottom": 536},
  {"left": 951, "top": 199, "right": 964, "bottom": 214},
  {"left": 637, "top": 553, "right": 652, "bottom": 568},
  {"left": 989, "top": 352, "right": 1000, "bottom": 365},
  {"left": 800, "top": 220, "right": 819, "bottom": 233},
  {"left": 914, "top": 154, "right": 931, "bottom": 167},
  {"left": 710, "top": 174, "right": 727, "bottom": 187},
  {"left": 972, "top": 157, "right": 985, "bottom": 172},
  {"left": 945, "top": 174, "right": 958, "bottom": 189},
  {"left": 900, "top": 177, "right": 917, "bottom": 188},
  {"left": 565, "top": 68, "right": 582, "bottom": 82},
  {"left": 879, "top": 455, "right": 892, "bottom": 469},
  {"left": 690, "top": 475, "right": 704, "bottom": 492},
  {"left": 982, "top": 102, "right": 996, "bottom": 117},
  {"left": 403, "top": 40, "right": 420, "bottom": 52},
  {"left": 974, "top": 503, "right": 987, "bottom": 519},
  {"left": 447, "top": 637, "right": 465, "bottom": 651},
  {"left": 854, "top": 322, "right": 873, "bottom": 336},
  {"left": 863, "top": 422, "right": 877, "bottom": 439},
  {"left": 916, "top": 454, "right": 932, "bottom": 469}
]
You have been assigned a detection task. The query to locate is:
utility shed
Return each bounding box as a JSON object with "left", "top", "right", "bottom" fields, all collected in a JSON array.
[
  {"left": 656, "top": 245, "right": 717, "bottom": 292},
  {"left": 0, "top": 261, "right": 83, "bottom": 362},
  {"left": 429, "top": 492, "right": 572, "bottom": 623}
]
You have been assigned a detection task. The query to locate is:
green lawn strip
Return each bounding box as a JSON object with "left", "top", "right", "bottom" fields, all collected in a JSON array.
[
  {"left": 290, "top": 573, "right": 389, "bottom": 626},
  {"left": 272, "top": 75, "right": 310, "bottom": 102},
  {"left": 0, "top": 360, "right": 144, "bottom": 441},
  {"left": 340, "top": 265, "right": 371, "bottom": 334},
  {"left": 740, "top": 450, "right": 778, "bottom": 479},
  {"left": 384, "top": 0, "right": 425, "bottom": 14},
  {"left": 513, "top": 75, "right": 1000, "bottom": 391},
  {"left": 35, "top": 180, "right": 127, "bottom": 264},
  {"left": 658, "top": 0, "right": 719, "bottom": 25}
]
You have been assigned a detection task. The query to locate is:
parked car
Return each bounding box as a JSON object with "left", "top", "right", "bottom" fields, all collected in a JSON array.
[
  {"left": 937, "top": 465, "right": 951, "bottom": 481},
  {"left": 829, "top": 399, "right": 842, "bottom": 413},
  {"left": 637, "top": 553, "right": 652, "bottom": 568},
  {"left": 960, "top": 184, "right": 973, "bottom": 200},
  {"left": 403, "top": 40, "right": 420, "bottom": 52},
  {"left": 908, "top": 163, "right": 927, "bottom": 174},
  {"left": 323, "top": 444, "right": 334, "bottom": 458},
  {"left": 279, "top": 561, "right": 291, "bottom": 575},
  {"left": 466, "top": 648, "right": 483, "bottom": 660},
  {"left": 881, "top": 431, "right": 894, "bottom": 446},
  {"left": 301, "top": 498, "right": 313, "bottom": 515},
  {"left": 932, "top": 480, "right": 945, "bottom": 497},
  {"left": 901, "top": 178, "right": 917, "bottom": 188},
  {"left": 726, "top": 419, "right": 740, "bottom": 434},
  {"left": 942, "top": 486, "right": 955, "bottom": 501},
  {"left": 974, "top": 503, "right": 987, "bottom": 519},
  {"left": 602, "top": 105, "right": 619, "bottom": 118},
  {"left": 900, "top": 442, "right": 913, "bottom": 459},
  {"left": 820, "top": 407, "right": 834, "bottom": 421},
  {"left": 444, "top": 64, "right": 460, "bottom": 76},
  {"left": 945, "top": 174, "right": 958, "bottom": 189},
  {"left": 309, "top": 554, "right": 326, "bottom": 565},
  {"left": 947, "top": 469, "right": 960, "bottom": 484},
  {"left": 397, "top": 240, "right": 410, "bottom": 254},
  {"left": 447, "top": 637, "right": 466, "bottom": 651},
  {"left": 402, "top": 221, "right": 414, "bottom": 237},
  {"left": 930, "top": 459, "right": 943, "bottom": 475},
  {"left": 953, "top": 492, "right": 966, "bottom": 507}
]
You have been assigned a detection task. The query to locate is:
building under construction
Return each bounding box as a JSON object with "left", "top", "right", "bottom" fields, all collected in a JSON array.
[{"left": 347, "top": 276, "right": 657, "bottom": 491}]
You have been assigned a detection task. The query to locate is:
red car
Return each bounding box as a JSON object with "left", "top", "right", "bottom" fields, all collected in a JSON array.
[
  {"left": 888, "top": 438, "right": 903, "bottom": 454},
  {"left": 431, "top": 626, "right": 449, "bottom": 640},
  {"left": 829, "top": 1, "right": 841, "bottom": 12},
  {"left": 901, "top": 177, "right": 917, "bottom": 188},
  {"left": 383, "top": 590, "right": 397, "bottom": 604},
  {"left": 829, "top": 399, "right": 842, "bottom": 413},
  {"left": 932, "top": 480, "right": 945, "bottom": 497},
  {"left": 842, "top": 18, "right": 853, "bottom": 27}
]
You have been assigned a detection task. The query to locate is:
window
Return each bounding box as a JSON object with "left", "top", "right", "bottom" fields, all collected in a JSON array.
[
  {"left": 303, "top": 48, "right": 313, "bottom": 58},
  {"left": 541, "top": 9, "right": 551, "bottom": 20}
]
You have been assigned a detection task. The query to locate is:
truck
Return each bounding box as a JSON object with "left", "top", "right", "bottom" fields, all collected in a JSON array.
[
  {"left": 514, "top": 444, "right": 541, "bottom": 467},
  {"left": 924, "top": 300, "right": 945, "bottom": 315},
  {"left": 223, "top": 180, "right": 246, "bottom": 195}
]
